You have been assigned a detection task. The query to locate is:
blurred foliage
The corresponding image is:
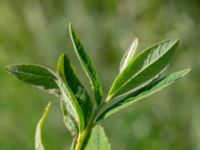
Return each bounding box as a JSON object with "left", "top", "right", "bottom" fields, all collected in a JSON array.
[{"left": 0, "top": 0, "right": 199, "bottom": 149}]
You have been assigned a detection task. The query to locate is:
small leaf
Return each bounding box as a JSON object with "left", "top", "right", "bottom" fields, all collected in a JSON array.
[
  {"left": 61, "top": 101, "right": 79, "bottom": 137},
  {"left": 119, "top": 38, "right": 138, "bottom": 72},
  {"left": 69, "top": 23, "right": 103, "bottom": 105},
  {"left": 108, "top": 39, "right": 179, "bottom": 99},
  {"left": 57, "top": 55, "right": 85, "bottom": 132},
  {"left": 58, "top": 54, "right": 93, "bottom": 126},
  {"left": 35, "top": 102, "right": 51, "bottom": 150},
  {"left": 84, "top": 125, "right": 111, "bottom": 150},
  {"left": 97, "top": 69, "right": 190, "bottom": 121},
  {"left": 5, "top": 64, "right": 59, "bottom": 95}
]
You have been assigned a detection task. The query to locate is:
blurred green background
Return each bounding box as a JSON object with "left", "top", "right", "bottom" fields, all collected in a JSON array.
[{"left": 0, "top": 0, "right": 199, "bottom": 149}]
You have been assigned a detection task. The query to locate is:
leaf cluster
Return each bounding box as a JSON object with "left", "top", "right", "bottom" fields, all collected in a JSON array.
[{"left": 6, "top": 24, "right": 190, "bottom": 150}]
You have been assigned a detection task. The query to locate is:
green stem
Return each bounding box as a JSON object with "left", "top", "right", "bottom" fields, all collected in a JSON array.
[
  {"left": 74, "top": 102, "right": 106, "bottom": 150},
  {"left": 71, "top": 139, "right": 76, "bottom": 150},
  {"left": 75, "top": 128, "right": 90, "bottom": 150}
]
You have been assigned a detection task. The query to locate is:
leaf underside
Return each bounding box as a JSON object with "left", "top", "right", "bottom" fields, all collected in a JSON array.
[
  {"left": 61, "top": 100, "right": 79, "bottom": 137},
  {"left": 58, "top": 54, "right": 93, "bottom": 126},
  {"left": 97, "top": 69, "right": 190, "bottom": 121},
  {"left": 69, "top": 24, "right": 103, "bottom": 105},
  {"left": 57, "top": 54, "right": 85, "bottom": 132},
  {"left": 119, "top": 38, "right": 138, "bottom": 73},
  {"left": 35, "top": 102, "right": 51, "bottom": 150}
]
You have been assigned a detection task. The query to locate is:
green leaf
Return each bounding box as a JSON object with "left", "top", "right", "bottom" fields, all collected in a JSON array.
[
  {"left": 58, "top": 54, "right": 93, "bottom": 126},
  {"left": 97, "top": 69, "right": 190, "bottom": 121},
  {"left": 69, "top": 23, "right": 103, "bottom": 105},
  {"left": 119, "top": 38, "right": 138, "bottom": 72},
  {"left": 57, "top": 54, "right": 85, "bottom": 132},
  {"left": 108, "top": 39, "right": 179, "bottom": 99},
  {"left": 84, "top": 125, "right": 111, "bottom": 150},
  {"left": 35, "top": 102, "right": 51, "bottom": 150},
  {"left": 5, "top": 64, "right": 59, "bottom": 95},
  {"left": 61, "top": 101, "right": 79, "bottom": 137}
]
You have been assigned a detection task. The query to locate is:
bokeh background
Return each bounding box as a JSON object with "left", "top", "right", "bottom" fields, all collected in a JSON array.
[{"left": 0, "top": 0, "right": 199, "bottom": 149}]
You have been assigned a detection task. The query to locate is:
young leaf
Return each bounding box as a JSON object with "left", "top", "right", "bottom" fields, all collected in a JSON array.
[
  {"left": 5, "top": 64, "right": 59, "bottom": 95},
  {"left": 108, "top": 39, "right": 179, "bottom": 100},
  {"left": 84, "top": 125, "right": 111, "bottom": 150},
  {"left": 58, "top": 54, "right": 93, "bottom": 126},
  {"left": 35, "top": 102, "right": 51, "bottom": 150},
  {"left": 61, "top": 101, "right": 79, "bottom": 137},
  {"left": 57, "top": 55, "right": 85, "bottom": 132},
  {"left": 97, "top": 69, "right": 190, "bottom": 121},
  {"left": 69, "top": 23, "right": 103, "bottom": 105},
  {"left": 119, "top": 38, "right": 138, "bottom": 72}
]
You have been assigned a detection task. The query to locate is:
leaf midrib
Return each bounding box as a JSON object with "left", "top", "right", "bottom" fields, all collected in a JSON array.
[{"left": 11, "top": 69, "right": 56, "bottom": 80}]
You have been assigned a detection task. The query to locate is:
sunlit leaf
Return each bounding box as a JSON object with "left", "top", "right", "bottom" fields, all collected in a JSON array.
[
  {"left": 108, "top": 39, "right": 179, "bottom": 100},
  {"left": 84, "top": 125, "right": 111, "bottom": 150},
  {"left": 5, "top": 64, "right": 59, "bottom": 95},
  {"left": 69, "top": 23, "right": 103, "bottom": 105},
  {"left": 119, "top": 38, "right": 138, "bottom": 72},
  {"left": 97, "top": 69, "right": 190, "bottom": 121},
  {"left": 35, "top": 102, "right": 51, "bottom": 150},
  {"left": 57, "top": 55, "right": 85, "bottom": 132}
]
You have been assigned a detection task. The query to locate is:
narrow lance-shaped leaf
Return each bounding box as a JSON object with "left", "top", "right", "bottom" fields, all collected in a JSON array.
[
  {"left": 35, "top": 102, "right": 51, "bottom": 150},
  {"left": 84, "top": 125, "right": 111, "bottom": 150},
  {"left": 57, "top": 54, "right": 85, "bottom": 132},
  {"left": 5, "top": 64, "right": 59, "bottom": 96},
  {"left": 97, "top": 69, "right": 190, "bottom": 121},
  {"left": 69, "top": 23, "right": 103, "bottom": 105},
  {"left": 58, "top": 54, "right": 93, "bottom": 126},
  {"left": 61, "top": 101, "right": 79, "bottom": 137},
  {"left": 119, "top": 38, "right": 138, "bottom": 72},
  {"left": 108, "top": 39, "right": 179, "bottom": 100}
]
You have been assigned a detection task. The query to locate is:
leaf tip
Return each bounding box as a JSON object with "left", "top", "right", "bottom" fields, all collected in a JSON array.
[
  {"left": 163, "top": 38, "right": 179, "bottom": 47},
  {"left": 45, "top": 102, "right": 51, "bottom": 113},
  {"left": 5, "top": 65, "right": 12, "bottom": 72},
  {"left": 171, "top": 38, "right": 179, "bottom": 47},
  {"left": 182, "top": 68, "right": 191, "bottom": 76},
  {"left": 58, "top": 53, "right": 65, "bottom": 60},
  {"left": 106, "top": 95, "right": 112, "bottom": 102},
  {"left": 5, "top": 65, "right": 17, "bottom": 75},
  {"left": 68, "top": 22, "right": 74, "bottom": 33},
  {"left": 68, "top": 23, "right": 75, "bottom": 43},
  {"left": 133, "top": 37, "right": 139, "bottom": 44},
  {"left": 41, "top": 101, "right": 51, "bottom": 120}
]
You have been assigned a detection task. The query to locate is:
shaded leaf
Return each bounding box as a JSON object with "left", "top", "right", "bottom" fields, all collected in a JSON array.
[
  {"left": 35, "top": 102, "right": 51, "bottom": 150},
  {"left": 108, "top": 40, "right": 179, "bottom": 99},
  {"left": 84, "top": 125, "right": 111, "bottom": 150},
  {"left": 5, "top": 64, "right": 59, "bottom": 95},
  {"left": 61, "top": 101, "right": 79, "bottom": 137},
  {"left": 57, "top": 55, "right": 85, "bottom": 132},
  {"left": 69, "top": 23, "right": 103, "bottom": 105},
  {"left": 58, "top": 54, "right": 93, "bottom": 126},
  {"left": 97, "top": 69, "right": 190, "bottom": 121},
  {"left": 119, "top": 38, "right": 138, "bottom": 72}
]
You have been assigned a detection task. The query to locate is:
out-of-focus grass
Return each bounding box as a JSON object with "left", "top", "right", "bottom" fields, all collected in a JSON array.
[{"left": 0, "top": 0, "right": 199, "bottom": 149}]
